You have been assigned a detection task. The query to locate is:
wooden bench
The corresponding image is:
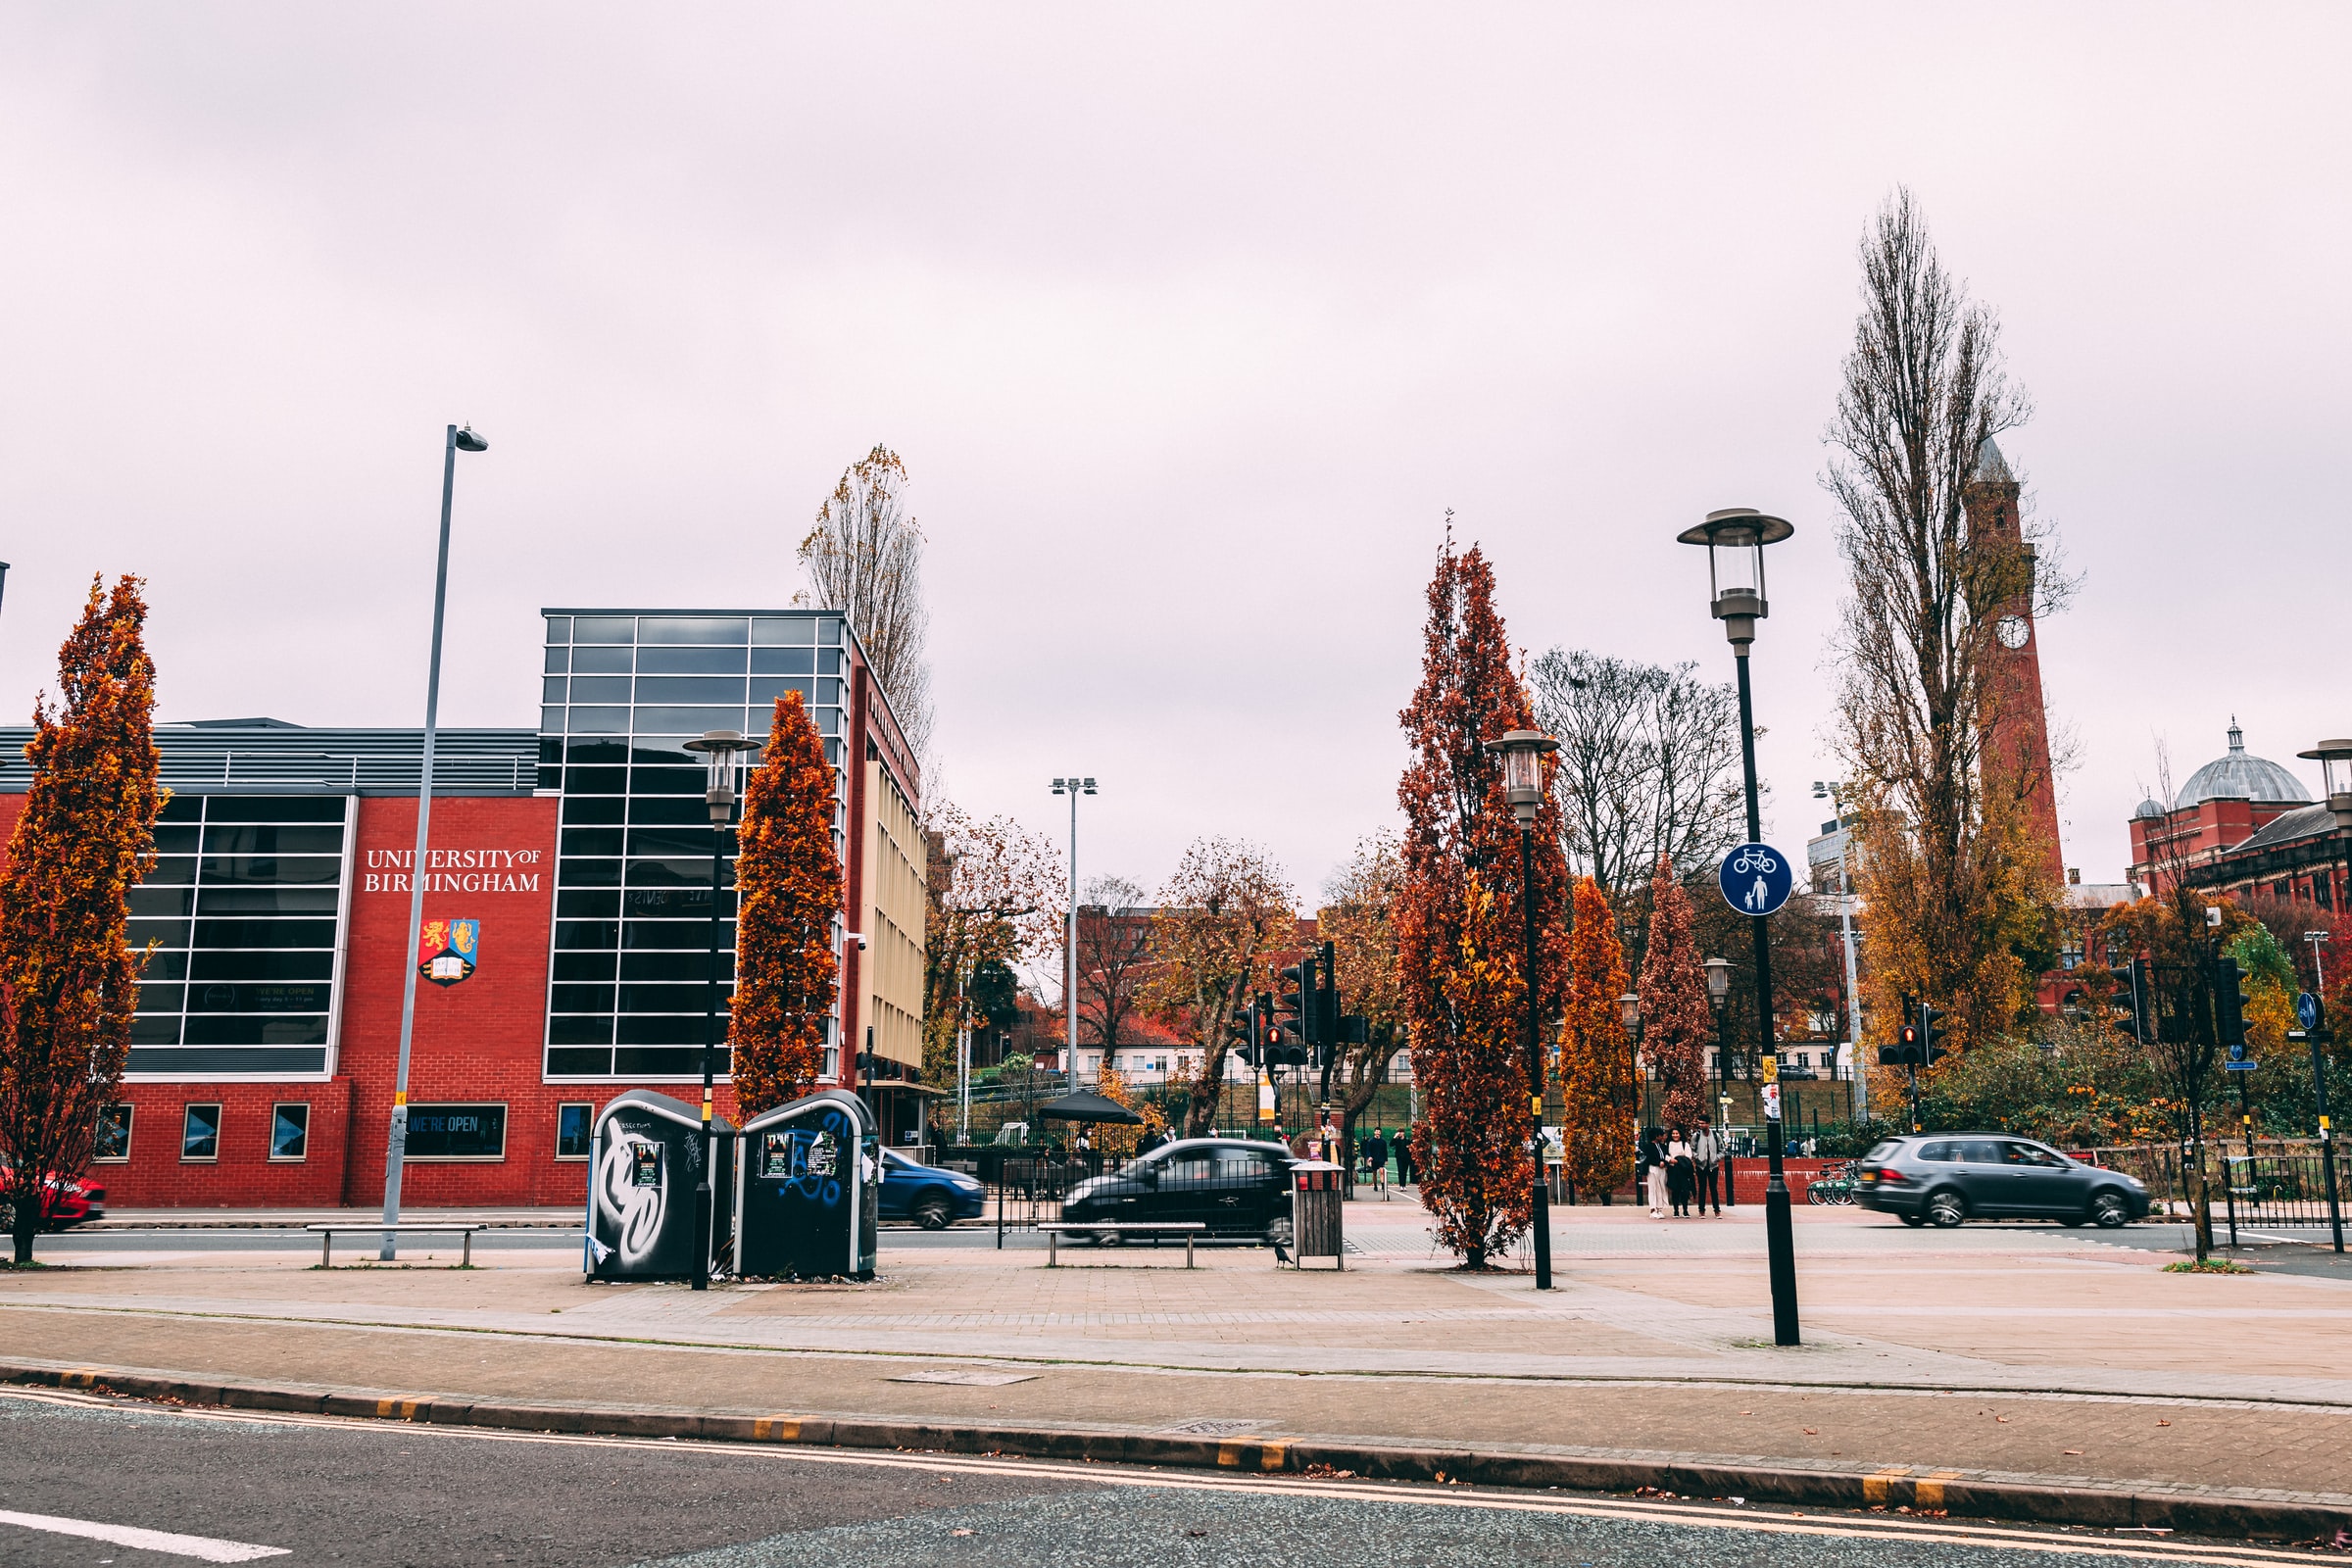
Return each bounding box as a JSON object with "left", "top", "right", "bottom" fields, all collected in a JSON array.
[
  {"left": 304, "top": 1222, "right": 486, "bottom": 1268},
  {"left": 1037, "top": 1221, "right": 1206, "bottom": 1267}
]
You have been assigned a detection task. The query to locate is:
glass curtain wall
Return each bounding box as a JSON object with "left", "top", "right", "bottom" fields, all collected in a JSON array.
[
  {"left": 539, "top": 612, "right": 847, "bottom": 1080},
  {"left": 126, "top": 794, "right": 354, "bottom": 1077}
]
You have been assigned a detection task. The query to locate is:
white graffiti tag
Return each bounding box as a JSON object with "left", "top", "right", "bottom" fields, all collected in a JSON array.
[{"left": 595, "top": 1136, "right": 665, "bottom": 1266}]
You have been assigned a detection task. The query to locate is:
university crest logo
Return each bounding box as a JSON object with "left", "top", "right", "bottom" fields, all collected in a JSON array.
[{"left": 418, "top": 917, "right": 482, "bottom": 987}]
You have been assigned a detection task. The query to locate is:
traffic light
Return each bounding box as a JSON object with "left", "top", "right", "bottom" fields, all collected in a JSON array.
[
  {"left": 1231, "top": 1009, "right": 1257, "bottom": 1067},
  {"left": 2214, "top": 956, "right": 2248, "bottom": 1050},
  {"left": 1920, "top": 1004, "right": 1949, "bottom": 1066},
  {"left": 1882, "top": 993, "right": 1921, "bottom": 1067}
]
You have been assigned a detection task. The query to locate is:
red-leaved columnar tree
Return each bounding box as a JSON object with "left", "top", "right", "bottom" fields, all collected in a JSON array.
[
  {"left": 1637, "top": 858, "right": 1712, "bottom": 1131},
  {"left": 1396, "top": 530, "right": 1571, "bottom": 1267},
  {"left": 0, "top": 576, "right": 162, "bottom": 1264},
  {"left": 1557, "top": 876, "right": 1635, "bottom": 1201},
  {"left": 728, "top": 693, "right": 842, "bottom": 1119}
]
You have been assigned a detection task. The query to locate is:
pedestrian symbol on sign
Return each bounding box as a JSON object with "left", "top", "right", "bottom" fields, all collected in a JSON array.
[{"left": 1718, "top": 843, "right": 1793, "bottom": 917}]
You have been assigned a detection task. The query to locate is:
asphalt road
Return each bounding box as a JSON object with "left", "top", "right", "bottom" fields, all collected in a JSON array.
[{"left": 0, "top": 1390, "right": 2319, "bottom": 1568}]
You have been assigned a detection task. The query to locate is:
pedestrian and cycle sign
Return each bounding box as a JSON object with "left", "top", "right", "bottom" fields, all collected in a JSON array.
[
  {"left": 1718, "top": 843, "right": 1793, "bottom": 916},
  {"left": 2299, "top": 991, "right": 2324, "bottom": 1031},
  {"left": 2225, "top": 1039, "right": 2257, "bottom": 1072}
]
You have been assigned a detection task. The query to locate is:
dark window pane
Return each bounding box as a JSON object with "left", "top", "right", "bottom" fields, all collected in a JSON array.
[
  {"left": 818, "top": 648, "right": 842, "bottom": 673},
  {"left": 570, "top": 645, "right": 633, "bottom": 675},
  {"left": 546, "top": 1048, "right": 612, "bottom": 1076},
  {"left": 551, "top": 951, "right": 616, "bottom": 981},
  {"left": 635, "top": 675, "right": 748, "bottom": 704},
  {"left": 622, "top": 885, "right": 732, "bottom": 918},
  {"left": 564, "top": 766, "right": 628, "bottom": 795},
  {"left": 271, "top": 1104, "right": 310, "bottom": 1160},
  {"left": 182, "top": 1104, "right": 220, "bottom": 1159},
  {"left": 556, "top": 889, "right": 621, "bottom": 918},
  {"left": 131, "top": 1014, "right": 181, "bottom": 1046},
  {"left": 543, "top": 677, "right": 567, "bottom": 703},
  {"left": 554, "top": 920, "right": 619, "bottom": 951},
  {"left": 201, "top": 856, "right": 343, "bottom": 886},
  {"left": 753, "top": 616, "right": 815, "bottom": 645},
  {"left": 628, "top": 825, "right": 720, "bottom": 858},
  {"left": 614, "top": 1013, "right": 707, "bottom": 1045},
  {"left": 574, "top": 616, "right": 635, "bottom": 643},
  {"left": 183, "top": 1013, "right": 328, "bottom": 1045},
  {"left": 637, "top": 646, "right": 749, "bottom": 674},
  {"left": 630, "top": 764, "right": 704, "bottom": 795},
  {"left": 562, "top": 828, "right": 624, "bottom": 858},
  {"left": 539, "top": 737, "right": 564, "bottom": 765},
  {"left": 638, "top": 616, "right": 747, "bottom": 645},
  {"left": 569, "top": 707, "right": 630, "bottom": 734},
  {"left": 159, "top": 797, "right": 204, "bottom": 823},
  {"left": 151, "top": 825, "right": 203, "bottom": 854},
  {"left": 536, "top": 764, "right": 563, "bottom": 791},
  {"left": 544, "top": 647, "right": 569, "bottom": 674},
  {"left": 748, "top": 678, "right": 815, "bottom": 708},
  {"left": 545, "top": 614, "right": 572, "bottom": 643},
  {"left": 820, "top": 619, "right": 842, "bottom": 646},
  {"left": 621, "top": 949, "right": 730, "bottom": 982},
  {"left": 139, "top": 952, "right": 188, "bottom": 980},
  {"left": 559, "top": 858, "right": 622, "bottom": 887},
  {"left": 567, "top": 675, "right": 631, "bottom": 704},
  {"left": 619, "top": 982, "right": 712, "bottom": 1013},
  {"left": 563, "top": 796, "right": 627, "bottom": 825},
  {"left": 750, "top": 647, "right": 816, "bottom": 675},
  {"left": 564, "top": 737, "right": 631, "bottom": 764},
  {"left": 203, "top": 824, "right": 344, "bottom": 856},
  {"left": 196, "top": 888, "right": 339, "bottom": 914},
  {"left": 205, "top": 797, "right": 347, "bottom": 823},
  {"left": 550, "top": 983, "right": 616, "bottom": 1013},
  {"left": 557, "top": 1103, "right": 593, "bottom": 1157},
  {"left": 190, "top": 950, "right": 332, "bottom": 981},
  {"left": 615, "top": 1047, "right": 708, "bottom": 1075},
  {"left": 542, "top": 707, "right": 564, "bottom": 737},
  {"left": 548, "top": 1015, "right": 614, "bottom": 1046},
  {"left": 624, "top": 920, "right": 734, "bottom": 952},
  {"left": 194, "top": 918, "right": 336, "bottom": 950},
  {"left": 188, "top": 981, "right": 332, "bottom": 1013},
  {"left": 628, "top": 796, "right": 709, "bottom": 825},
  {"left": 146, "top": 856, "right": 197, "bottom": 885},
  {"left": 626, "top": 858, "right": 731, "bottom": 888},
  {"left": 95, "top": 1104, "right": 132, "bottom": 1160},
  {"left": 136, "top": 982, "right": 186, "bottom": 1012},
  {"left": 130, "top": 887, "right": 196, "bottom": 917},
  {"left": 127, "top": 918, "right": 192, "bottom": 949},
  {"left": 635, "top": 707, "right": 747, "bottom": 735}
]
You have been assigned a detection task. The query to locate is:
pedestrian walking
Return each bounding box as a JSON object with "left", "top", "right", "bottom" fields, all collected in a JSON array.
[
  {"left": 1666, "top": 1129, "right": 1695, "bottom": 1217},
  {"left": 1642, "top": 1127, "right": 1668, "bottom": 1217},
  {"left": 1363, "top": 1128, "right": 1388, "bottom": 1192},
  {"left": 1692, "top": 1124, "right": 1723, "bottom": 1215},
  {"left": 1395, "top": 1127, "right": 1416, "bottom": 1188}
]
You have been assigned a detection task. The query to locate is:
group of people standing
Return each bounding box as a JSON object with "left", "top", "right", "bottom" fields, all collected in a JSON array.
[
  {"left": 1288, "top": 1119, "right": 1418, "bottom": 1190},
  {"left": 1639, "top": 1124, "right": 1727, "bottom": 1218}
]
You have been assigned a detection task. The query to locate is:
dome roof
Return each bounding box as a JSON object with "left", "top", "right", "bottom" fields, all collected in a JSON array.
[
  {"left": 2132, "top": 796, "right": 2167, "bottom": 819},
  {"left": 2175, "top": 722, "right": 2312, "bottom": 809}
]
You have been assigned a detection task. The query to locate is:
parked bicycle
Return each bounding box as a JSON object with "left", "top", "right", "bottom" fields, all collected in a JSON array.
[{"left": 1806, "top": 1159, "right": 1858, "bottom": 1205}]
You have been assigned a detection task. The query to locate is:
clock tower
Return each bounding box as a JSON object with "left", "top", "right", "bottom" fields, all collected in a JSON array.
[{"left": 1967, "top": 437, "right": 2065, "bottom": 886}]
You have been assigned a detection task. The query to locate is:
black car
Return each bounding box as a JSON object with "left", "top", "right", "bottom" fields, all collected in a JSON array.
[
  {"left": 1060, "top": 1137, "right": 1297, "bottom": 1245},
  {"left": 1855, "top": 1133, "right": 2150, "bottom": 1228}
]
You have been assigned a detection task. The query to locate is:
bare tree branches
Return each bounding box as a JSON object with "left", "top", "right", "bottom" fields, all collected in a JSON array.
[
  {"left": 1074, "top": 873, "right": 1153, "bottom": 1055},
  {"left": 800, "top": 445, "right": 935, "bottom": 761}
]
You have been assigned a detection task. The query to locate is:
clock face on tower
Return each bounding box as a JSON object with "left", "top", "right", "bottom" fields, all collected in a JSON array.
[{"left": 1995, "top": 614, "right": 2031, "bottom": 651}]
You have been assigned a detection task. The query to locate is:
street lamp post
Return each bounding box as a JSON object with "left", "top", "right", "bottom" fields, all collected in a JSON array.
[
  {"left": 1051, "top": 777, "right": 1097, "bottom": 1094},
  {"left": 1680, "top": 507, "right": 1800, "bottom": 1347},
  {"left": 1487, "top": 729, "right": 1560, "bottom": 1290},
  {"left": 684, "top": 729, "right": 757, "bottom": 1292},
  {"left": 378, "top": 423, "right": 487, "bottom": 1262},
  {"left": 1703, "top": 956, "right": 1734, "bottom": 1206},
  {"left": 1619, "top": 992, "right": 1643, "bottom": 1158}
]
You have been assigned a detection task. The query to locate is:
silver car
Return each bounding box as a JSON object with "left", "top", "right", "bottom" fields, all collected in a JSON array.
[{"left": 1854, "top": 1134, "right": 2149, "bottom": 1228}]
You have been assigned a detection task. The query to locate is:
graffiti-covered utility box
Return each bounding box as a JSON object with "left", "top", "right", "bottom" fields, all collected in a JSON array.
[
  {"left": 586, "top": 1090, "right": 736, "bottom": 1282},
  {"left": 736, "top": 1090, "right": 879, "bottom": 1279}
]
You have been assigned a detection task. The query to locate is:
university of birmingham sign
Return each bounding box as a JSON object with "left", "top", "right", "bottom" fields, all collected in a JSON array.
[{"left": 365, "top": 847, "right": 545, "bottom": 894}]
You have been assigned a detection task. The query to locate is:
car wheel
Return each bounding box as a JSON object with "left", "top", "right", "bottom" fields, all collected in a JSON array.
[
  {"left": 1099, "top": 1229, "right": 1125, "bottom": 1248},
  {"left": 2089, "top": 1191, "right": 2130, "bottom": 1229},
  {"left": 915, "top": 1197, "right": 952, "bottom": 1231},
  {"left": 1925, "top": 1189, "right": 1966, "bottom": 1228},
  {"left": 1265, "top": 1212, "right": 1294, "bottom": 1250}
]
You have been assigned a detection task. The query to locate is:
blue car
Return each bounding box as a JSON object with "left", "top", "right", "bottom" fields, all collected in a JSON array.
[{"left": 876, "top": 1150, "right": 988, "bottom": 1229}]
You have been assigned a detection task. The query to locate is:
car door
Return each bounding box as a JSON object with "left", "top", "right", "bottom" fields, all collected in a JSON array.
[
  {"left": 1155, "top": 1151, "right": 1217, "bottom": 1232},
  {"left": 1212, "top": 1146, "right": 1280, "bottom": 1236},
  {"left": 874, "top": 1152, "right": 910, "bottom": 1220},
  {"left": 1951, "top": 1138, "right": 2014, "bottom": 1215},
  {"left": 2001, "top": 1141, "right": 2078, "bottom": 1216}
]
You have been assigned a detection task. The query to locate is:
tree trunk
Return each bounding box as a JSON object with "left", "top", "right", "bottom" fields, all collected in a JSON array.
[{"left": 12, "top": 1205, "right": 35, "bottom": 1265}]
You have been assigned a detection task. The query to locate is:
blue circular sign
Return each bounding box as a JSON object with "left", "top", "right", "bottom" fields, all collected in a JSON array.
[
  {"left": 1719, "top": 842, "right": 1793, "bottom": 916},
  {"left": 2298, "top": 991, "right": 2323, "bottom": 1031}
]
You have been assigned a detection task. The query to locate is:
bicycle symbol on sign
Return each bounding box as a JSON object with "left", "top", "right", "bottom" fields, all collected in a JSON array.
[{"left": 1730, "top": 848, "right": 1780, "bottom": 876}]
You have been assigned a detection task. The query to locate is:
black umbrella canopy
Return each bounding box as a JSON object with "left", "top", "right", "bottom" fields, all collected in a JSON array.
[{"left": 1036, "top": 1090, "right": 1144, "bottom": 1126}]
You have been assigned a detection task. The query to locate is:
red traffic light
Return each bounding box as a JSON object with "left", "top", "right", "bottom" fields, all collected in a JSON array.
[{"left": 1899, "top": 1025, "right": 1919, "bottom": 1046}]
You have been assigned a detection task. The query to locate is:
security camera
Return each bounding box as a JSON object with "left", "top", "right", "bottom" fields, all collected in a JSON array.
[{"left": 844, "top": 931, "right": 869, "bottom": 952}]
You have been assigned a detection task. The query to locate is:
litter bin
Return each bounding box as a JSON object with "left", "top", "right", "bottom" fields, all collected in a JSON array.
[
  {"left": 585, "top": 1089, "right": 735, "bottom": 1282},
  {"left": 736, "top": 1089, "right": 879, "bottom": 1279},
  {"left": 1290, "top": 1159, "right": 1345, "bottom": 1269}
]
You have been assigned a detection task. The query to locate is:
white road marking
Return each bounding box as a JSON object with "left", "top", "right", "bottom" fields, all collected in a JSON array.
[
  {"left": 0, "top": 1385, "right": 2326, "bottom": 1567},
  {"left": 0, "top": 1506, "right": 289, "bottom": 1562}
]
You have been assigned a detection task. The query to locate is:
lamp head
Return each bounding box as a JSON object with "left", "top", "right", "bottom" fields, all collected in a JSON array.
[
  {"left": 1702, "top": 956, "right": 1734, "bottom": 1005},
  {"left": 1677, "top": 508, "right": 1792, "bottom": 649},
  {"left": 1619, "top": 992, "right": 1641, "bottom": 1033},
  {"left": 1483, "top": 729, "right": 1559, "bottom": 823},
  {"left": 684, "top": 729, "right": 753, "bottom": 823},
  {"left": 453, "top": 424, "right": 488, "bottom": 453},
  {"left": 2297, "top": 740, "right": 2352, "bottom": 833}
]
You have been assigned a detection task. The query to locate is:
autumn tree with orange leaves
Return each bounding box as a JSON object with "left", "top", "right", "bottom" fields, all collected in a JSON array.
[
  {"left": 1396, "top": 533, "right": 1570, "bottom": 1268},
  {"left": 1, "top": 577, "right": 162, "bottom": 1263},
  {"left": 1638, "top": 859, "right": 1713, "bottom": 1131},
  {"left": 1557, "top": 877, "right": 1635, "bottom": 1201},
  {"left": 728, "top": 693, "right": 842, "bottom": 1118}
]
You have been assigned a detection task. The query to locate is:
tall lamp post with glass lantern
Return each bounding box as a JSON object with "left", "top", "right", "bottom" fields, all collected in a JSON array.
[
  {"left": 1486, "top": 729, "right": 1559, "bottom": 1290},
  {"left": 684, "top": 729, "right": 757, "bottom": 1292},
  {"left": 1618, "top": 992, "right": 1643, "bottom": 1155},
  {"left": 1702, "top": 956, "right": 1735, "bottom": 1205},
  {"left": 1679, "top": 507, "right": 1800, "bottom": 1347}
]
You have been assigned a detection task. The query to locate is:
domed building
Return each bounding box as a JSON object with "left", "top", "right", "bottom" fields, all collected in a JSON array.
[{"left": 2126, "top": 722, "right": 2342, "bottom": 908}]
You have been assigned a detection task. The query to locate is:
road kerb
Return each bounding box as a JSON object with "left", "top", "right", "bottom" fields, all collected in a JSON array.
[{"left": 3, "top": 1356, "right": 2345, "bottom": 1543}]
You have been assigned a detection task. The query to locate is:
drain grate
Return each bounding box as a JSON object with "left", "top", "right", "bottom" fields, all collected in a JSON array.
[
  {"left": 888, "top": 1368, "right": 1039, "bottom": 1387},
  {"left": 1160, "top": 1418, "right": 1263, "bottom": 1437}
]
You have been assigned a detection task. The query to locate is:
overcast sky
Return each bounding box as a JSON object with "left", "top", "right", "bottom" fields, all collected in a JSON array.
[{"left": 2, "top": 5, "right": 2345, "bottom": 901}]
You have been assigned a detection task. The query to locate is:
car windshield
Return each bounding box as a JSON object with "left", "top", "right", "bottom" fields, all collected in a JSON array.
[{"left": 1864, "top": 1141, "right": 1898, "bottom": 1162}]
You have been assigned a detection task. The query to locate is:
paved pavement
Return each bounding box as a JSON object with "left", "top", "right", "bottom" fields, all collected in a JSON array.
[
  {"left": 0, "top": 1386, "right": 2334, "bottom": 1567},
  {"left": 7, "top": 1202, "right": 2351, "bottom": 1533}
]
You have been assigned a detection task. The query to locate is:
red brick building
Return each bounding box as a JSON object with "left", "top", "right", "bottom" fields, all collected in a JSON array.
[{"left": 4, "top": 608, "right": 923, "bottom": 1208}]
